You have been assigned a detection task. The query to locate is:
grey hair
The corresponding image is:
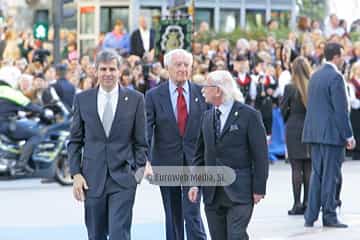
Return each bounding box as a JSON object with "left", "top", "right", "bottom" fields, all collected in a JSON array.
[
  {"left": 163, "top": 49, "right": 193, "bottom": 67},
  {"left": 95, "top": 49, "right": 123, "bottom": 69},
  {"left": 236, "top": 38, "right": 249, "bottom": 50},
  {"left": 207, "top": 70, "right": 244, "bottom": 103}
]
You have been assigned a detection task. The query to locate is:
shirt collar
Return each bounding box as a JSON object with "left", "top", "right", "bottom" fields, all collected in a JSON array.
[
  {"left": 217, "top": 99, "right": 234, "bottom": 116},
  {"left": 139, "top": 27, "right": 149, "bottom": 34},
  {"left": 99, "top": 85, "right": 118, "bottom": 97},
  {"left": 169, "top": 80, "right": 189, "bottom": 95},
  {"left": 325, "top": 61, "right": 340, "bottom": 72}
]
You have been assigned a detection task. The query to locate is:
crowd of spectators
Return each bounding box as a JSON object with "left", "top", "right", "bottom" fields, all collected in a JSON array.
[{"left": 0, "top": 13, "right": 359, "bottom": 159}]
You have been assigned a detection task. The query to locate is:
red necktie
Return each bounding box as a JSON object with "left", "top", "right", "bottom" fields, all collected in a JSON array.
[{"left": 177, "top": 87, "right": 188, "bottom": 137}]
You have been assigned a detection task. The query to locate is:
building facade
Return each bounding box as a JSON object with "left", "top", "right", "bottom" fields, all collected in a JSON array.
[
  {"left": 77, "top": 0, "right": 296, "bottom": 56},
  {"left": 0, "top": 0, "right": 296, "bottom": 57}
]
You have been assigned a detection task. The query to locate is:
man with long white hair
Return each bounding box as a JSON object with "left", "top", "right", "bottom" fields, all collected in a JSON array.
[{"left": 188, "top": 70, "right": 268, "bottom": 240}]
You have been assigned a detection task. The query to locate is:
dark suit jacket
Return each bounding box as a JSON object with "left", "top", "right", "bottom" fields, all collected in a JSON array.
[
  {"left": 280, "top": 84, "right": 310, "bottom": 159},
  {"left": 145, "top": 81, "right": 208, "bottom": 166},
  {"left": 52, "top": 78, "right": 76, "bottom": 109},
  {"left": 302, "top": 64, "right": 353, "bottom": 146},
  {"left": 193, "top": 101, "right": 269, "bottom": 205},
  {"left": 130, "top": 28, "right": 155, "bottom": 58},
  {"left": 68, "top": 86, "right": 147, "bottom": 197}
]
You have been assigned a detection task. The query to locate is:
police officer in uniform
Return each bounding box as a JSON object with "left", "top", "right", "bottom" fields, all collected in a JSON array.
[{"left": 0, "top": 78, "right": 52, "bottom": 173}]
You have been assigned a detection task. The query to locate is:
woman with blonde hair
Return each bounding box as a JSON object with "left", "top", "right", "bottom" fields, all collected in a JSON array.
[
  {"left": 348, "top": 62, "right": 360, "bottom": 159},
  {"left": 2, "top": 29, "right": 21, "bottom": 61},
  {"left": 280, "top": 56, "right": 312, "bottom": 215}
]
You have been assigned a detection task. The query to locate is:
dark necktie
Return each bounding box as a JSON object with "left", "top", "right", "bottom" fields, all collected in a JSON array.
[
  {"left": 215, "top": 108, "right": 222, "bottom": 141},
  {"left": 177, "top": 87, "right": 188, "bottom": 137}
]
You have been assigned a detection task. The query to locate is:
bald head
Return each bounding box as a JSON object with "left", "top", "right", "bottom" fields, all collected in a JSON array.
[{"left": 139, "top": 16, "right": 148, "bottom": 30}]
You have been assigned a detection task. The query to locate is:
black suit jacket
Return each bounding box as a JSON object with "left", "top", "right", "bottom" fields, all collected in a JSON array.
[
  {"left": 68, "top": 86, "right": 147, "bottom": 197},
  {"left": 280, "top": 84, "right": 310, "bottom": 159},
  {"left": 44, "top": 78, "right": 76, "bottom": 110},
  {"left": 130, "top": 28, "right": 155, "bottom": 58},
  {"left": 302, "top": 64, "right": 353, "bottom": 146},
  {"left": 193, "top": 101, "right": 269, "bottom": 205}
]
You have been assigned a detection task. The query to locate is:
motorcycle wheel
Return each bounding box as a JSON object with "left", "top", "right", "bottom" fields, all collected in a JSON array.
[{"left": 55, "top": 154, "right": 73, "bottom": 186}]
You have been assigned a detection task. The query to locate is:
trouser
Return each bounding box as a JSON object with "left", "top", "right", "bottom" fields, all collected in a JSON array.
[
  {"left": 1, "top": 120, "right": 41, "bottom": 167},
  {"left": 160, "top": 186, "right": 207, "bottom": 240},
  {"left": 305, "top": 144, "right": 344, "bottom": 224}
]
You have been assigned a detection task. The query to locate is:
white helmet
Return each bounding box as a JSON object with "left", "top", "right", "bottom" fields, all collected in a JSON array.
[{"left": 0, "top": 66, "right": 21, "bottom": 88}]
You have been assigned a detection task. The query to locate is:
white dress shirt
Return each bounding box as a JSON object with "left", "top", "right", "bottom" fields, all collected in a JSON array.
[
  {"left": 275, "top": 70, "right": 291, "bottom": 97},
  {"left": 217, "top": 99, "right": 234, "bottom": 132},
  {"left": 325, "top": 62, "right": 354, "bottom": 141},
  {"left": 348, "top": 81, "right": 360, "bottom": 110},
  {"left": 325, "top": 61, "right": 351, "bottom": 112},
  {"left": 97, "top": 86, "right": 119, "bottom": 123},
  {"left": 139, "top": 27, "right": 150, "bottom": 52}
]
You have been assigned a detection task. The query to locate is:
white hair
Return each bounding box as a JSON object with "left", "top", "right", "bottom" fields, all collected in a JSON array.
[
  {"left": 236, "top": 38, "right": 250, "bottom": 51},
  {"left": 163, "top": 49, "right": 193, "bottom": 67},
  {"left": 208, "top": 70, "right": 244, "bottom": 103}
]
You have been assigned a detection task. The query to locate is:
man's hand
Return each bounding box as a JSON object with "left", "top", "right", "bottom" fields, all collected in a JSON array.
[
  {"left": 188, "top": 187, "right": 199, "bottom": 203},
  {"left": 73, "top": 174, "right": 88, "bottom": 202},
  {"left": 346, "top": 137, "right": 356, "bottom": 150},
  {"left": 144, "top": 161, "right": 154, "bottom": 178},
  {"left": 266, "top": 135, "right": 272, "bottom": 145},
  {"left": 253, "top": 194, "right": 264, "bottom": 204}
]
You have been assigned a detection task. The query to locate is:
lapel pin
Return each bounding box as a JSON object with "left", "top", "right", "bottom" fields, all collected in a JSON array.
[
  {"left": 124, "top": 96, "right": 128, "bottom": 101},
  {"left": 234, "top": 111, "right": 238, "bottom": 117},
  {"left": 195, "top": 97, "right": 199, "bottom": 102}
]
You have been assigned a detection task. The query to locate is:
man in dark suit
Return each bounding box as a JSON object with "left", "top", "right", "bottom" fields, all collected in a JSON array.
[
  {"left": 188, "top": 70, "right": 268, "bottom": 240},
  {"left": 68, "top": 49, "right": 147, "bottom": 240},
  {"left": 48, "top": 64, "right": 76, "bottom": 110},
  {"left": 130, "top": 16, "right": 155, "bottom": 58},
  {"left": 302, "top": 43, "right": 356, "bottom": 228},
  {"left": 145, "top": 49, "right": 207, "bottom": 240}
]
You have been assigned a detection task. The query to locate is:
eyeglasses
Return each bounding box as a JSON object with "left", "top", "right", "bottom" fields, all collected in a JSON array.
[{"left": 202, "top": 84, "right": 218, "bottom": 88}]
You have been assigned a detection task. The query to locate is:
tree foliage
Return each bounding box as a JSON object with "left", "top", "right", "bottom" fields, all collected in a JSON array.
[{"left": 297, "top": 0, "right": 326, "bottom": 21}]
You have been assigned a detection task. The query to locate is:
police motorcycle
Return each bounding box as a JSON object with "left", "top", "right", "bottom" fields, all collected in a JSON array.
[{"left": 0, "top": 88, "right": 73, "bottom": 185}]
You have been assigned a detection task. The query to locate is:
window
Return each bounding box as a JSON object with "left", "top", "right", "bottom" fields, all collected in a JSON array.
[
  {"left": 245, "top": 9, "right": 266, "bottom": 30},
  {"left": 63, "top": 7, "right": 77, "bottom": 30},
  {"left": 220, "top": 9, "right": 240, "bottom": 33},
  {"left": 80, "top": 6, "right": 95, "bottom": 34},
  {"left": 195, "top": 8, "right": 214, "bottom": 30},
  {"left": 271, "top": 10, "right": 290, "bottom": 28},
  {"left": 100, "top": 7, "right": 129, "bottom": 34},
  {"left": 140, "top": 7, "right": 162, "bottom": 29},
  {"left": 80, "top": 39, "right": 96, "bottom": 58}
]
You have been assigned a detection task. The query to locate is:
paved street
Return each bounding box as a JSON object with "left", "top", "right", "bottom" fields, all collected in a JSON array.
[{"left": 0, "top": 160, "right": 359, "bottom": 240}]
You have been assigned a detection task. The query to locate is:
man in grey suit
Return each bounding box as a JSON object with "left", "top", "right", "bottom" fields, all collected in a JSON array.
[
  {"left": 145, "top": 49, "right": 208, "bottom": 240},
  {"left": 302, "top": 42, "right": 356, "bottom": 228},
  {"left": 68, "top": 49, "right": 147, "bottom": 240},
  {"left": 188, "top": 70, "right": 269, "bottom": 240}
]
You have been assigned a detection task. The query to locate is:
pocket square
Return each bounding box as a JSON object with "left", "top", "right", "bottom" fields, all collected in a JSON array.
[{"left": 230, "top": 124, "right": 239, "bottom": 131}]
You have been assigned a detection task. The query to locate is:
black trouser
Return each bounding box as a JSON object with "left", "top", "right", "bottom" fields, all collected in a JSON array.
[
  {"left": 160, "top": 186, "right": 206, "bottom": 240},
  {"left": 305, "top": 144, "right": 344, "bottom": 224},
  {"left": 1, "top": 120, "right": 41, "bottom": 167},
  {"left": 85, "top": 176, "right": 136, "bottom": 240},
  {"left": 205, "top": 187, "right": 253, "bottom": 240}
]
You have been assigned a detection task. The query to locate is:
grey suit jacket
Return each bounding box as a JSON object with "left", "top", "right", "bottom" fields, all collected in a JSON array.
[
  {"left": 302, "top": 64, "right": 353, "bottom": 146},
  {"left": 145, "top": 81, "right": 209, "bottom": 166},
  {"left": 193, "top": 101, "right": 269, "bottom": 205},
  {"left": 68, "top": 86, "right": 147, "bottom": 197}
]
